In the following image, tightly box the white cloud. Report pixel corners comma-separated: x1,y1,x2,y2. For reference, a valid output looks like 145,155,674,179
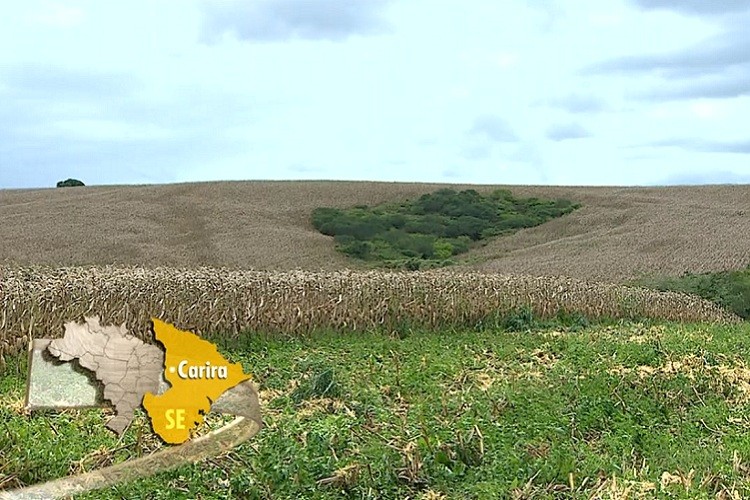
587,12,624,27
495,52,519,69
645,105,673,119
47,119,179,142
546,122,591,141
200,0,393,43
469,115,519,143
31,2,85,28
689,100,727,119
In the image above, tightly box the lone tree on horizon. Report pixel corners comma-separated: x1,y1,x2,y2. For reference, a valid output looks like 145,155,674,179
56,178,85,187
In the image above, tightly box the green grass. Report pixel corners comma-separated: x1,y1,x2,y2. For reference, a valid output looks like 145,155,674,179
2,321,750,498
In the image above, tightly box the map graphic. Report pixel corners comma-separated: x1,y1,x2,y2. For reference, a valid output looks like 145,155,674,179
47,317,165,434
40,316,251,443
143,318,251,443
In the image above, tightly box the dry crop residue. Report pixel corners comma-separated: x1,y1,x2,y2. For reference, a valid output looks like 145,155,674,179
0,266,741,360
1,181,748,281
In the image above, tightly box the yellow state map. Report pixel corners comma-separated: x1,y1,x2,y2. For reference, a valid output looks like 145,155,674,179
143,318,251,444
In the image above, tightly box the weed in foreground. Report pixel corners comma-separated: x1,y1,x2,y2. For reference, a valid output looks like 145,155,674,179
2,322,750,498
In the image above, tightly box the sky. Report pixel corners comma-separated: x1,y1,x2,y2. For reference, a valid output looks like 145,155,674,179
1,0,750,189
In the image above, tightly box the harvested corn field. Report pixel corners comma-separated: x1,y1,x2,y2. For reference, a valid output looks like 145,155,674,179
1,182,749,282
0,265,740,361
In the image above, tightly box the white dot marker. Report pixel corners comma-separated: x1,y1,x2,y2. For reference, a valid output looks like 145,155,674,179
169,366,176,373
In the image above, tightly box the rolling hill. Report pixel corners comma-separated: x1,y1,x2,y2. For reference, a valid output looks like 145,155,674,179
1,180,748,283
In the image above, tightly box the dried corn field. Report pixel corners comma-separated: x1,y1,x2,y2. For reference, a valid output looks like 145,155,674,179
1,181,749,282
0,265,740,362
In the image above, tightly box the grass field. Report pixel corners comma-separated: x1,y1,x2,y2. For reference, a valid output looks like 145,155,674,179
2,321,750,499
1,181,749,282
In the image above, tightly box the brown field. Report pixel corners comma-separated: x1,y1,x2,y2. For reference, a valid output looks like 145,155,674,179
1,180,748,359
0,266,740,362
1,180,748,281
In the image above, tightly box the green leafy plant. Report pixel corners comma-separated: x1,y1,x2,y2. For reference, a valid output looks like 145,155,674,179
5,320,750,498
634,265,750,319
312,188,580,270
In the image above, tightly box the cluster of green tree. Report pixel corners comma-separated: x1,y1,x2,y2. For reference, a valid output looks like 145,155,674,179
634,266,750,320
56,178,85,187
312,188,580,270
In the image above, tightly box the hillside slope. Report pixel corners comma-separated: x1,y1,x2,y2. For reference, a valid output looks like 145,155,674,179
0,181,748,282
467,184,750,281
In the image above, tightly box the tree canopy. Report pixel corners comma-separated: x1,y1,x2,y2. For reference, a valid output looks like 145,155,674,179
312,188,580,270
56,178,85,188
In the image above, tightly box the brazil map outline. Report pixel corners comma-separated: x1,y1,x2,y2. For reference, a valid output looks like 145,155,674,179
45,316,251,444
